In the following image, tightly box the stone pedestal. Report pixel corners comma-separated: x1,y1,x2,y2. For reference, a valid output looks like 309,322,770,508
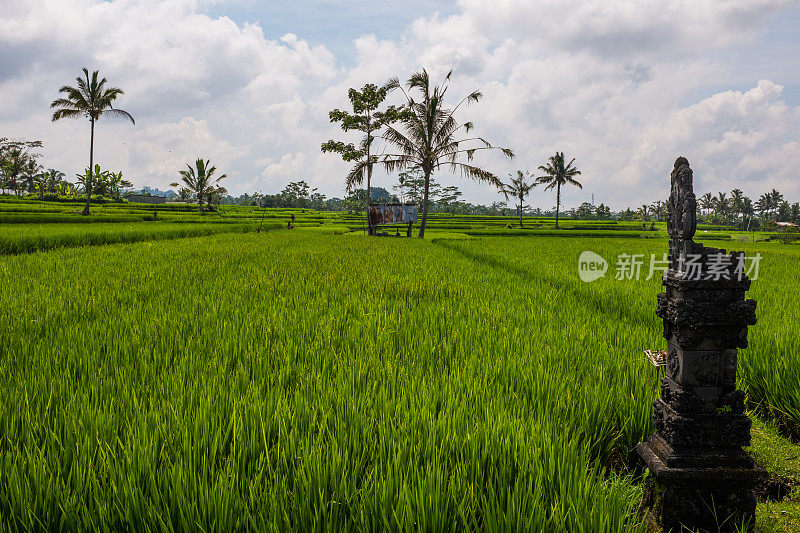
638,435,764,531
636,157,763,532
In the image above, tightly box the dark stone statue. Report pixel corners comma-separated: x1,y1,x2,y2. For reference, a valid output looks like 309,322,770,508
636,157,764,532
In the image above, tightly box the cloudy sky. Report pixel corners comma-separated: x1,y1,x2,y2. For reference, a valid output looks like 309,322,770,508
2,0,799,209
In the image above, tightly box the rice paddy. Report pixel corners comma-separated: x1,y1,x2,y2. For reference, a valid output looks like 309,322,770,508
0,201,798,531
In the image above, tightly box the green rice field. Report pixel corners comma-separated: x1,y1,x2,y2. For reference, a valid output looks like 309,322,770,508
0,199,798,531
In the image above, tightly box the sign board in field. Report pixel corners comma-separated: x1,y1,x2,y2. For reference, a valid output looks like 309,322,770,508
368,204,418,226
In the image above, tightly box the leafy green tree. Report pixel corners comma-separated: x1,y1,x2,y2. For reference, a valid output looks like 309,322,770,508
393,172,408,203
393,166,427,205
321,83,405,232
51,68,134,215
382,69,513,237
309,192,328,211
342,192,364,214
500,170,536,227
436,185,462,209
170,159,227,211
489,201,508,215
619,207,635,221
536,152,582,229
574,202,595,220
595,203,611,219
279,180,316,208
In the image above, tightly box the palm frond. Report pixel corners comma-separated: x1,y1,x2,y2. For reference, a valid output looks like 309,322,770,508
51,109,82,121
448,162,502,188
101,108,135,124
345,160,370,191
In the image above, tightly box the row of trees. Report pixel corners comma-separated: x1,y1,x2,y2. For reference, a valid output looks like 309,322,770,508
592,189,800,228
697,189,799,227
215,174,800,228
0,138,44,195
1,137,136,200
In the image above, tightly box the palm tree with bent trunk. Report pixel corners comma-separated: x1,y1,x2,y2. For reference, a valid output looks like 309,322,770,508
171,159,227,212
500,170,537,228
381,69,513,238
51,68,134,215
537,152,582,229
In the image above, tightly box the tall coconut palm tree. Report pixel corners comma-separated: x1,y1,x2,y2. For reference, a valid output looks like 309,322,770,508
171,159,227,211
730,188,746,224
637,204,651,222
651,200,666,221
51,68,134,215
712,192,729,223
699,192,713,218
536,152,582,229
769,189,784,219
381,69,513,238
755,193,770,221
500,170,536,228
740,197,755,230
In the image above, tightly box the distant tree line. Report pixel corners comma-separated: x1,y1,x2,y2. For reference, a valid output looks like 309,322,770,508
0,137,132,201
571,188,800,229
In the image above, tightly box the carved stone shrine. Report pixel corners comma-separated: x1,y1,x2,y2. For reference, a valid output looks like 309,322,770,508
636,157,764,532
